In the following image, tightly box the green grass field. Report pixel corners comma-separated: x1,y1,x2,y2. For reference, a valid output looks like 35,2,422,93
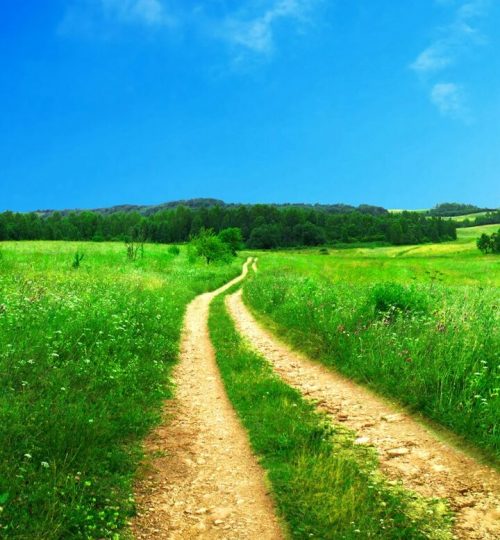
244,226,500,462
250,224,499,286
447,211,495,222
0,226,498,538
0,241,241,539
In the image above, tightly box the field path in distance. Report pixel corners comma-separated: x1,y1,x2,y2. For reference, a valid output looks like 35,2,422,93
226,289,500,540
132,258,284,540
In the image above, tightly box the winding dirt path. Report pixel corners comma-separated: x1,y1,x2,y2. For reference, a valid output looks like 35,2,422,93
132,259,284,540
226,290,500,540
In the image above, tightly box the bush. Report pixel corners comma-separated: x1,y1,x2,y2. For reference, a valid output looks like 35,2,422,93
218,228,243,256
370,282,428,316
477,230,500,254
189,228,231,264
168,245,180,256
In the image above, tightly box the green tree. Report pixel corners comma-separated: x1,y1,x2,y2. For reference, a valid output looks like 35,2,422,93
248,224,282,249
477,233,492,254
293,222,326,246
218,227,243,255
491,231,500,253
190,228,231,264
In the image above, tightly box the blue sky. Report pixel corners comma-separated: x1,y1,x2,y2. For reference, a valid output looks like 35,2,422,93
1,0,499,211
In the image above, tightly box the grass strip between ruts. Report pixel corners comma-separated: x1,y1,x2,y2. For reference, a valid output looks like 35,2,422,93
209,288,453,540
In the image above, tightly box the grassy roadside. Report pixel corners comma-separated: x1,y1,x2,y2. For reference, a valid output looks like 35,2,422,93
243,273,499,464
0,241,242,539
209,290,452,539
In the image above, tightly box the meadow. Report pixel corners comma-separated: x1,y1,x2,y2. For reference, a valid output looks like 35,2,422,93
0,241,241,539
244,225,500,462
0,225,498,539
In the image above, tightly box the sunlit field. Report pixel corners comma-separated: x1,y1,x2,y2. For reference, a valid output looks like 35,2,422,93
0,241,241,539
245,226,500,462
1,226,498,539
250,224,499,286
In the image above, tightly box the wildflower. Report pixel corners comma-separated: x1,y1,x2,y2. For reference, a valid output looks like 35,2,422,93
436,322,446,332
24,453,32,459
41,461,49,468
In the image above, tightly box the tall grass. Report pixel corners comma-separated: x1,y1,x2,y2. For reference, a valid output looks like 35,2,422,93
244,273,500,463
209,291,452,539
0,241,241,539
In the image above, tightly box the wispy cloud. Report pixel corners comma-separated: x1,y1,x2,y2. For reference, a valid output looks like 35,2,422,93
430,82,470,120
102,0,174,27
59,0,320,60
219,0,317,55
411,0,489,120
411,0,486,75
59,0,176,37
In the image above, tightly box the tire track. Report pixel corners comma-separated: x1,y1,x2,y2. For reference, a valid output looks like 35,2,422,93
226,289,500,540
132,259,283,539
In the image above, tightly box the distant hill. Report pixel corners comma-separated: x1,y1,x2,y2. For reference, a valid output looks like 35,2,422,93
34,198,389,217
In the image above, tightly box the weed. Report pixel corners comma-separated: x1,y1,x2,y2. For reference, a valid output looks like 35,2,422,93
71,251,84,269
370,282,428,317
125,239,144,261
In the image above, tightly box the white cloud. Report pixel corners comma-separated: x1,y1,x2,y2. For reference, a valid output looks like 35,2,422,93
219,0,318,55
411,0,487,75
411,1,489,120
411,43,453,74
59,0,320,59
59,0,176,36
430,82,469,119
100,0,174,27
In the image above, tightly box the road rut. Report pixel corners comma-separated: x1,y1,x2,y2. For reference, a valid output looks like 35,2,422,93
132,259,283,539
226,289,500,540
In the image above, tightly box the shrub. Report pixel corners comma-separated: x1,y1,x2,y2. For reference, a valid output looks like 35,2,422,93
168,245,180,256
477,230,500,254
218,228,243,256
370,282,428,316
189,228,232,264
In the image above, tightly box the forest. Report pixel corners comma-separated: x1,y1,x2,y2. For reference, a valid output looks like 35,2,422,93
0,205,457,248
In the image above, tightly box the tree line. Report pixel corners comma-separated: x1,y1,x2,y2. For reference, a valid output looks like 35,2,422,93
0,205,457,248
428,202,493,217
455,210,500,228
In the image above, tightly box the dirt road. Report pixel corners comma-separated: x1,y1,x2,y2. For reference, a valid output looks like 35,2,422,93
132,259,283,539
226,289,500,540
